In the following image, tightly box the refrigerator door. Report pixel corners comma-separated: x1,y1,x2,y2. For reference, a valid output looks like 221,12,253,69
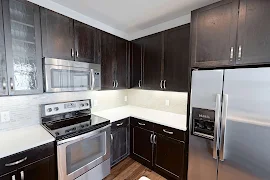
188,70,224,180
218,68,270,180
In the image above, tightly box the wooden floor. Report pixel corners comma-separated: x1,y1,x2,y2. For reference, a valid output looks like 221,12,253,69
104,157,166,180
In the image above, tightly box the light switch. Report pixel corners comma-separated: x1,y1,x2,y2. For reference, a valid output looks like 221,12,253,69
165,100,170,106
1,111,10,122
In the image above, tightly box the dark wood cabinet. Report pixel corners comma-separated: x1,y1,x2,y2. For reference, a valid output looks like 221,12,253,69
163,25,190,92
154,134,185,180
41,8,74,60
0,171,17,180
190,0,239,68
143,33,163,90
131,40,143,88
130,125,153,167
94,29,102,64
236,0,270,65
111,119,130,167
3,0,43,95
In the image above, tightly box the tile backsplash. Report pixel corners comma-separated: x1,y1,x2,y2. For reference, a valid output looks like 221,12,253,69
0,90,128,131
128,89,188,115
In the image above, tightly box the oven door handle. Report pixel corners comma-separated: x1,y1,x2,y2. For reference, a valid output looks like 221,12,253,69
57,124,111,145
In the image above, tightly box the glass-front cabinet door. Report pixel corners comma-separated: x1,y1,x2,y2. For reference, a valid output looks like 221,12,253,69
3,0,43,95
0,1,8,96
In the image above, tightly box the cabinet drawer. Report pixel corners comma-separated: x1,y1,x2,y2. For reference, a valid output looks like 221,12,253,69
130,117,154,131
154,124,185,142
0,142,54,176
111,118,129,131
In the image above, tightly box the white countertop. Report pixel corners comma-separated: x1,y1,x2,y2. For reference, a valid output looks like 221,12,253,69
93,105,187,131
0,125,55,159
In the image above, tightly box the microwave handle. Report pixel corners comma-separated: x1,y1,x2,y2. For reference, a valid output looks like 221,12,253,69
91,69,95,90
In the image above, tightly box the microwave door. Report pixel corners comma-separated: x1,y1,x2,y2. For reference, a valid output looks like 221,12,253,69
71,70,91,91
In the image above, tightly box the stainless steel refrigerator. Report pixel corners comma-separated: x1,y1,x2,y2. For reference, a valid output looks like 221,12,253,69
188,68,270,180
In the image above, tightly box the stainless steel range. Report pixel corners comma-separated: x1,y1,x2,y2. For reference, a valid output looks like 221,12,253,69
41,100,110,180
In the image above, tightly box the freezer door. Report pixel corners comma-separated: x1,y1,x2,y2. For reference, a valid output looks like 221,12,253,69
188,70,224,180
218,68,270,180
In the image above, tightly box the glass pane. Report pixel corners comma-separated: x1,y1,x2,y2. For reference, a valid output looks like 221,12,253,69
51,69,70,88
9,0,38,91
71,71,90,88
66,132,106,174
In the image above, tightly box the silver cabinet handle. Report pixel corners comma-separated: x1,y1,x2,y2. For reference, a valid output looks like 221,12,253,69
10,78,14,90
12,175,16,180
116,122,123,126
20,171,24,180
113,81,115,88
76,50,79,58
163,80,166,89
2,77,6,90
91,69,95,90
230,47,234,60
5,157,27,167
238,46,242,60
138,80,141,88
138,122,145,126
71,48,74,57
150,134,153,144
220,94,228,161
110,134,113,142
153,135,157,144
160,80,163,89
163,129,173,135
116,80,118,88
213,94,221,159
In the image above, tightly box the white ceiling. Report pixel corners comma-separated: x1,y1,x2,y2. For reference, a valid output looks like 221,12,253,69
29,0,219,40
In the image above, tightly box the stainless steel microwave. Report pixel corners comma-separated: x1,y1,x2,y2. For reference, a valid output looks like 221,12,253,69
43,58,101,92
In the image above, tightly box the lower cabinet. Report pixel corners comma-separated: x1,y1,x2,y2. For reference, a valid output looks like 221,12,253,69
110,118,130,167
130,118,186,180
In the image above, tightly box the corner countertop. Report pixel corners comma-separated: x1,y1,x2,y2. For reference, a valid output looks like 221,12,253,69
92,105,187,131
0,125,55,159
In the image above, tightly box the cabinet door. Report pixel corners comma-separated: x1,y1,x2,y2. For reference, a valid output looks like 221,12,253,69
41,8,74,60
131,126,153,167
94,29,101,64
115,37,127,89
19,156,56,180
0,0,7,96
154,134,185,180
142,33,163,90
111,123,130,166
164,24,190,92
236,0,270,65
3,0,43,95
190,0,239,68
101,32,116,90
131,40,143,88
74,21,95,63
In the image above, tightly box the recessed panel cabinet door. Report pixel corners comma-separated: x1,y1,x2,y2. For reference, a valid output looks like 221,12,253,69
3,0,43,95
191,0,239,68
164,24,190,92
115,37,127,89
143,33,163,90
0,0,7,96
236,0,270,65
131,40,143,88
41,8,74,60
74,21,95,63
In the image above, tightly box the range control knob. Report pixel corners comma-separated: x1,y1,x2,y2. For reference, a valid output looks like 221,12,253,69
81,125,85,128
47,108,52,112
80,103,85,107
85,103,89,106
54,107,59,111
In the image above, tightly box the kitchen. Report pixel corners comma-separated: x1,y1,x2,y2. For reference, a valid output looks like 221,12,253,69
0,0,270,180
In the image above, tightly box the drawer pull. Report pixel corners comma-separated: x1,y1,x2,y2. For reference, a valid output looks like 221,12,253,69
5,157,27,167
138,122,145,126
163,129,174,135
116,122,123,126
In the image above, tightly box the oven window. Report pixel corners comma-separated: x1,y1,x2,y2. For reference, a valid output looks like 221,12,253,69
66,132,106,174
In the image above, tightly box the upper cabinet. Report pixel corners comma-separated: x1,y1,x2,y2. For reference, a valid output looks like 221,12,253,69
191,0,270,68
130,24,190,92
41,8,74,61
3,0,43,95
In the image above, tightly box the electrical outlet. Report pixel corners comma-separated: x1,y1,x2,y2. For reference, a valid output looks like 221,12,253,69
165,100,170,106
1,111,10,123
93,100,98,107
124,96,128,102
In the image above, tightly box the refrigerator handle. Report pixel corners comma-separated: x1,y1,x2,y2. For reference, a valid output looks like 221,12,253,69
220,94,229,161
213,94,221,159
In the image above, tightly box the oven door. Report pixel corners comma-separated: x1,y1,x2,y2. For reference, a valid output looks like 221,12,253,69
57,125,111,180
44,64,92,92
